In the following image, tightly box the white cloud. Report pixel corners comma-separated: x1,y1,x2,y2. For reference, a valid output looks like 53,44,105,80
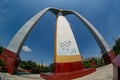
22,45,31,52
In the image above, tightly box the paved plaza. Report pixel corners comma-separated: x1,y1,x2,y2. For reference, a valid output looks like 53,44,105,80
0,64,113,80
0,72,44,80
74,64,113,80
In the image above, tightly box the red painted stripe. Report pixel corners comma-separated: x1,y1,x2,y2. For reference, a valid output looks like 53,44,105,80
54,61,84,73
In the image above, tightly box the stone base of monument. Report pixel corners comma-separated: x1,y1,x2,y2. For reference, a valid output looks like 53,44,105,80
0,48,20,74
102,50,115,65
54,61,84,73
40,68,96,80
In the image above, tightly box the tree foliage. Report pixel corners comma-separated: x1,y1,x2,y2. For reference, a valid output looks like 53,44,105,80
83,57,104,68
0,59,5,66
19,60,53,73
0,46,3,54
83,61,91,68
113,37,120,56
19,60,37,70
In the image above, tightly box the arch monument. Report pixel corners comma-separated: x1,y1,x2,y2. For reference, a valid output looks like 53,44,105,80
0,7,115,79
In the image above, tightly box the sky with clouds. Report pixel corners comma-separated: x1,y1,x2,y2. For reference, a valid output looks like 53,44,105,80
0,0,120,65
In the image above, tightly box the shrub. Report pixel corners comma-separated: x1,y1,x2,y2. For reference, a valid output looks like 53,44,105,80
113,37,120,56
0,46,3,54
0,59,5,67
83,61,91,68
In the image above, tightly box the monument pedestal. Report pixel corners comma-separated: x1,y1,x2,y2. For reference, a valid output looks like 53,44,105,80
40,61,96,80
54,61,84,73
40,15,96,80
40,68,96,80
102,50,115,65
0,48,19,74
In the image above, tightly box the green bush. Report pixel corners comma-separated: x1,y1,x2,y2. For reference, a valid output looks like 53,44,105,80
83,57,104,68
113,37,120,56
83,61,91,68
19,60,38,70
0,46,3,54
0,59,5,67
40,64,53,73
19,60,53,73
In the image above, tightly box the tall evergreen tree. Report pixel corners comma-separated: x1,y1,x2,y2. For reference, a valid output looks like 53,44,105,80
113,37,120,56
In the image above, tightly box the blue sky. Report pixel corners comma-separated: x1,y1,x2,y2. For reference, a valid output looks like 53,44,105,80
0,0,120,65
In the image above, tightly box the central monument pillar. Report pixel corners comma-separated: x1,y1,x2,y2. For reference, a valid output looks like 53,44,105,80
40,15,96,80
54,15,83,73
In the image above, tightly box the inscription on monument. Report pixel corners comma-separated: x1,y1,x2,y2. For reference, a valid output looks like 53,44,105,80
56,16,80,56
59,40,77,54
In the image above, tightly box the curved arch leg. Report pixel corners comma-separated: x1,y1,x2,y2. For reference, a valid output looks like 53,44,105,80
62,10,115,64
7,8,51,54
1,7,59,74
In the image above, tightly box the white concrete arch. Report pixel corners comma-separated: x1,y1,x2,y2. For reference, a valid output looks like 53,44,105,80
7,7,110,55
7,7,59,54
62,10,110,54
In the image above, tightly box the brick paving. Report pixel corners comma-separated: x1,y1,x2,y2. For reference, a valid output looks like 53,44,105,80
0,64,113,80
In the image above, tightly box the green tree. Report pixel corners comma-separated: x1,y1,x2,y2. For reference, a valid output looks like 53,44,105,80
19,60,37,70
49,63,53,72
19,61,28,69
113,37,120,56
0,59,4,67
19,60,54,73
27,60,37,70
83,57,104,68
83,61,91,68
39,63,53,73
0,46,3,54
